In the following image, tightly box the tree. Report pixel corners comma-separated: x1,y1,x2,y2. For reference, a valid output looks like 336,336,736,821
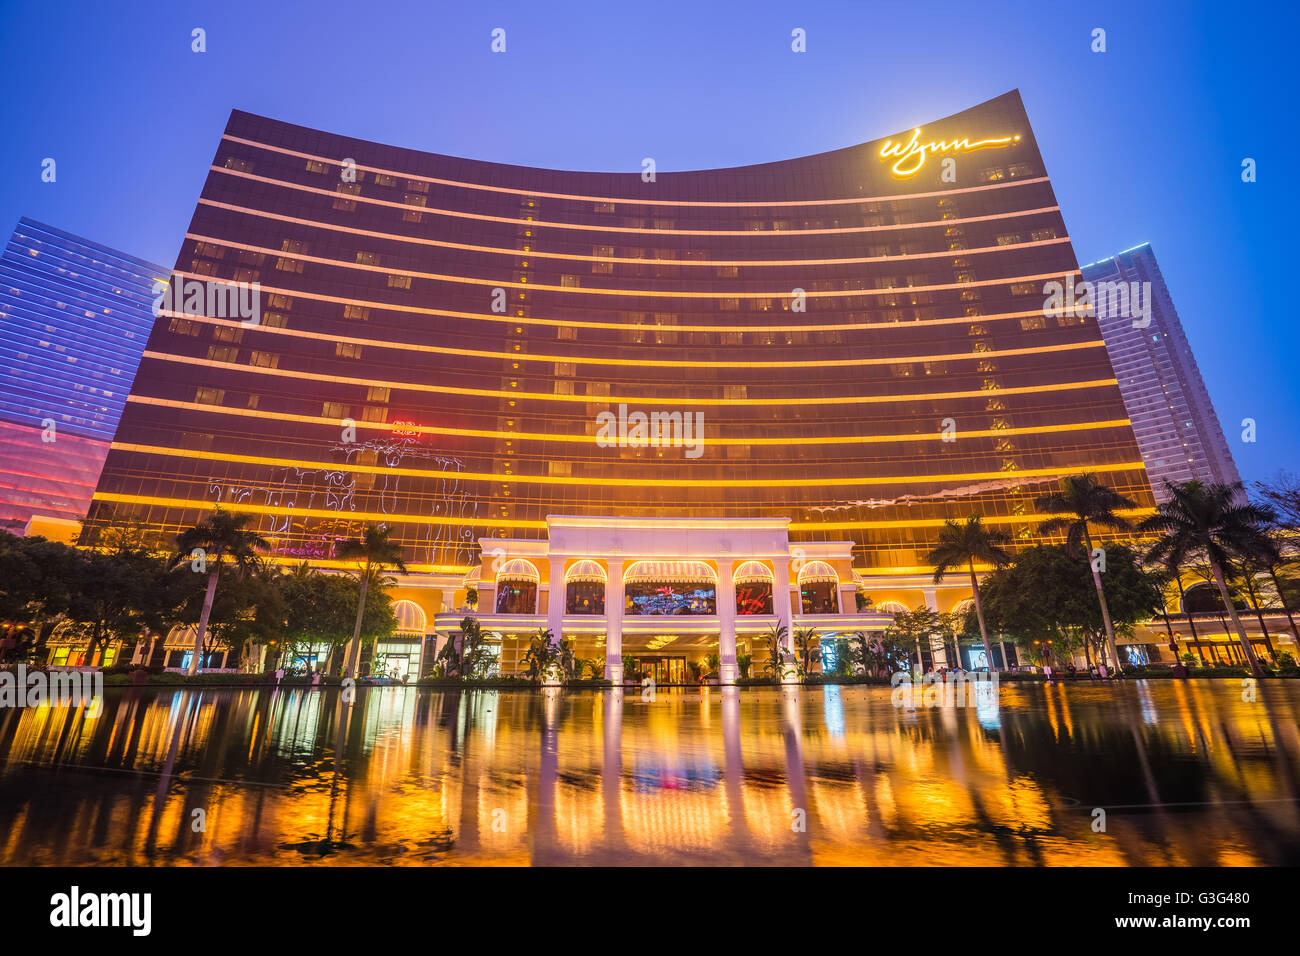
976,545,1162,669
172,509,269,675
337,523,407,679
522,627,561,681
1035,473,1138,673
925,515,1011,671
791,626,821,677
64,548,186,665
1139,480,1279,676
761,622,791,678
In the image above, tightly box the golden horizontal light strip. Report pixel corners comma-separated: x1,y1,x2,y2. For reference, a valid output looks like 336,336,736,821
260,555,459,573
197,197,1071,268
170,270,1069,335
130,370,1120,413
193,232,1077,301
212,166,1058,238
149,335,1107,377
91,492,1151,532
111,441,1141,481
791,508,1153,533
223,132,1050,208
153,317,1104,370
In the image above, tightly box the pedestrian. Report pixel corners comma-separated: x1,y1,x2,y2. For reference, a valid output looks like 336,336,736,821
275,667,285,686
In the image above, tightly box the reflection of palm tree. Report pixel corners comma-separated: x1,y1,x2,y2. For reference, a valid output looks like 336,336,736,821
1035,474,1136,672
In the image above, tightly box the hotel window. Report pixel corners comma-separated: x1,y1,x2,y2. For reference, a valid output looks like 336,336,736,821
223,157,253,172
548,460,572,476
593,201,615,213
322,401,349,419
190,260,217,276
723,385,747,399
360,405,387,422
249,350,279,369
367,385,391,402
344,304,370,321
334,183,360,211
373,173,396,187
560,274,582,288
404,180,429,193
557,325,577,340
1008,163,1034,178
891,363,916,378
261,312,287,328
387,275,412,289
335,342,363,359
981,167,1005,182
554,362,575,377
206,345,239,363
194,241,225,258
716,265,739,278
356,251,380,266
237,249,266,266
995,234,1021,246
276,257,304,274
718,297,740,311
213,326,243,343
267,294,293,309
233,267,260,283
554,380,574,395
304,159,328,174
720,331,742,345
168,317,200,336
1019,315,1047,330
1009,282,1037,295
195,387,226,405
1030,228,1058,241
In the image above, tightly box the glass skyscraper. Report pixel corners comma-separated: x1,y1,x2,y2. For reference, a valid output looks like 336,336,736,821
1081,243,1239,502
0,218,166,533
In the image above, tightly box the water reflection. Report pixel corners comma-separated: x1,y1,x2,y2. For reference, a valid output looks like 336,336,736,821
1,682,1298,865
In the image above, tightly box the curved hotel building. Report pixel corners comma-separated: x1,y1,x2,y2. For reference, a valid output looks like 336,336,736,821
83,90,1154,679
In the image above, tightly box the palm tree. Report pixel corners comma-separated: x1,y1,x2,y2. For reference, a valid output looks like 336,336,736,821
925,515,1011,671
792,626,821,677
337,524,408,679
1139,480,1278,676
1035,473,1137,673
762,621,791,677
172,508,269,675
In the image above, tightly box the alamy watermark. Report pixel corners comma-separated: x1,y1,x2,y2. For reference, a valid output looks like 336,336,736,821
595,403,704,459
0,665,103,717
1042,274,1152,329
891,669,999,709
152,274,262,327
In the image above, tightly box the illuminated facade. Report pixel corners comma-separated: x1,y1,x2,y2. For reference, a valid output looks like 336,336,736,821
83,90,1155,676
0,218,165,536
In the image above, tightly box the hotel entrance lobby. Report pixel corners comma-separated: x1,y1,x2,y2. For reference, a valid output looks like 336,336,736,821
429,515,935,683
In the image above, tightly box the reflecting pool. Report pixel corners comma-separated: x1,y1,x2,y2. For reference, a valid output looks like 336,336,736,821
1,681,1298,865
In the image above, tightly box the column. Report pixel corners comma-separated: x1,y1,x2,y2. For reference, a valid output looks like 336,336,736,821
545,557,566,686
604,559,625,684
773,556,795,675
440,587,456,612
922,587,944,669
717,558,738,684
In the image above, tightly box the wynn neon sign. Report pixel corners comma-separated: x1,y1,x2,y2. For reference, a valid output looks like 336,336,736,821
879,128,1021,177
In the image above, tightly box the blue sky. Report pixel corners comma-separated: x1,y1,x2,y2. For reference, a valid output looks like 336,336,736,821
1,0,1294,483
